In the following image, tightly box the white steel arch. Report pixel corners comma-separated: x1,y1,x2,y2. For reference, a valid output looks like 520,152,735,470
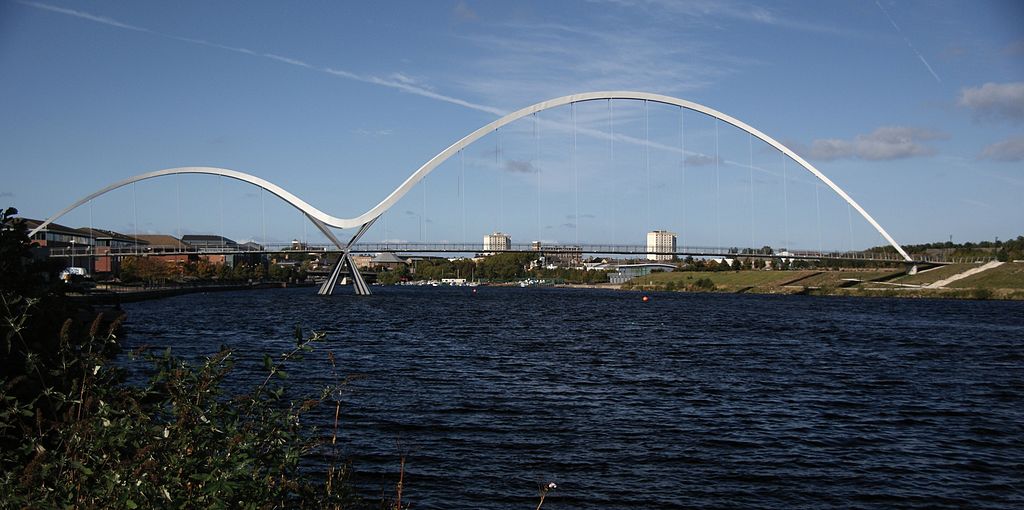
30,91,912,262
27,167,348,249
360,91,913,262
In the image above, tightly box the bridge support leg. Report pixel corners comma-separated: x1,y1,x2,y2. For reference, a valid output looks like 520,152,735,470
318,256,345,296
907,264,918,275
318,253,371,296
312,216,378,296
347,253,370,295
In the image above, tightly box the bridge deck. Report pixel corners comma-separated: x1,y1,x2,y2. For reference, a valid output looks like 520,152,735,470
46,242,930,264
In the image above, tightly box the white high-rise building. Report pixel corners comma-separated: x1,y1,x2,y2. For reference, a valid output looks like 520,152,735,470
646,230,677,261
483,232,511,254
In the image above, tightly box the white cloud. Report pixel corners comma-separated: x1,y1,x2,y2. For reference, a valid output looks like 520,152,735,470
1005,40,1024,56
684,154,720,167
591,0,866,38
354,128,394,136
807,126,945,161
454,20,742,108
22,1,507,117
453,1,478,22
20,0,148,32
504,160,536,174
958,82,1024,123
957,197,995,210
979,135,1024,162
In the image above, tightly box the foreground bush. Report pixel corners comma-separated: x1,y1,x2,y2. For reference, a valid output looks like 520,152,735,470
0,208,363,508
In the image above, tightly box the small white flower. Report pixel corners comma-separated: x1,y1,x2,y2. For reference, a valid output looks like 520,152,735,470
101,418,111,427
92,365,101,375
547,482,557,490
162,427,169,438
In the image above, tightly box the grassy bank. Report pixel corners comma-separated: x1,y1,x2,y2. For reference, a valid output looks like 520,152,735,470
622,263,1024,300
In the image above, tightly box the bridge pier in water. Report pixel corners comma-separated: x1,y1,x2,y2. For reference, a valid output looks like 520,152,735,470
316,218,377,296
318,253,371,296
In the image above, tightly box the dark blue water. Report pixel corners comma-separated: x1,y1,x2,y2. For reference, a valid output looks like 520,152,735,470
122,287,1024,509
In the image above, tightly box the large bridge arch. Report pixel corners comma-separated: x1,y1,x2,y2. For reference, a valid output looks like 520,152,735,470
31,91,912,262
357,91,913,262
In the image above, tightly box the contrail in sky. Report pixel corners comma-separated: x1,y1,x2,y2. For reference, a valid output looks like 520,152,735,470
19,1,507,116
874,1,941,83
22,1,783,177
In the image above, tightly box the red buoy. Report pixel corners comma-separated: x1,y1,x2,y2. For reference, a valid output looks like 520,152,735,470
642,295,650,302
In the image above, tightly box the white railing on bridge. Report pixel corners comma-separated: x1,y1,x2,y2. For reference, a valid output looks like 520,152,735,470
44,242,928,263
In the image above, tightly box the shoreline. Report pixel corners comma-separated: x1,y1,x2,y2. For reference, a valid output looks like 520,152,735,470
68,281,315,304
68,275,1023,303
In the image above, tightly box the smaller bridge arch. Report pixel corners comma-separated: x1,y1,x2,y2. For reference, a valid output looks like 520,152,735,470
28,166,344,243
28,166,372,295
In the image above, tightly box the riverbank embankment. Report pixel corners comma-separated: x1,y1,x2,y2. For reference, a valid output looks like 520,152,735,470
68,281,316,304
620,262,1024,300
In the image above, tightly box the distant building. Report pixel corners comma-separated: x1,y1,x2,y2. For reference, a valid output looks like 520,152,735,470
646,230,677,261
528,240,582,268
370,252,409,270
483,232,511,254
133,234,188,252
23,219,100,275
609,263,677,284
351,254,374,270
182,234,237,250
22,219,93,249
84,228,149,275
181,234,239,267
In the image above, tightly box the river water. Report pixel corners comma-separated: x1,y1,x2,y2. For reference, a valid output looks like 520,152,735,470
122,286,1024,509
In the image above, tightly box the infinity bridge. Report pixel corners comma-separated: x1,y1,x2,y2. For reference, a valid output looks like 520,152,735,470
46,243,912,263
31,91,920,296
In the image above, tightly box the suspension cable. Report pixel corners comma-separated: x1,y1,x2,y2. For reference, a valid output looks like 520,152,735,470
749,132,755,252
815,183,822,256
132,181,138,256
715,118,720,251
573,102,579,245
422,175,427,242
609,99,615,244
219,175,225,249
535,111,541,243
782,152,789,252
496,127,502,232
847,203,854,254
176,173,182,242
680,106,685,248
645,99,651,233
88,198,93,248
460,148,466,244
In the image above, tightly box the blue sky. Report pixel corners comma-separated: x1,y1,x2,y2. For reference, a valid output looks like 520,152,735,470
1,0,1022,251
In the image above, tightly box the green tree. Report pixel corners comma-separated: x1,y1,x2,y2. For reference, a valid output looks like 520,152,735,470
1,209,365,508
120,256,174,284
216,263,232,281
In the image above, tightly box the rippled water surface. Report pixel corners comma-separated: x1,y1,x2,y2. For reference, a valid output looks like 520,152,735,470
122,287,1024,509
